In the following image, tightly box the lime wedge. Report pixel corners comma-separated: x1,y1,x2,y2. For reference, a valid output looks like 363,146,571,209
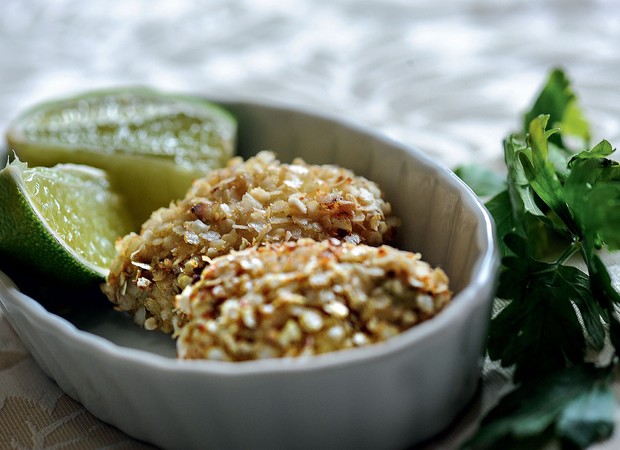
0,158,133,284
6,88,237,227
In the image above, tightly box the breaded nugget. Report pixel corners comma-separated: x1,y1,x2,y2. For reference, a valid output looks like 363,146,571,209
102,151,398,333
175,238,451,361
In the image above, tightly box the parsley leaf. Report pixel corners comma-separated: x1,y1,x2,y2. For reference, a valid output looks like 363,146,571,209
488,234,601,382
455,164,506,198
565,156,620,251
521,116,573,228
569,139,616,163
524,67,591,150
483,190,515,256
464,365,614,450
502,128,571,257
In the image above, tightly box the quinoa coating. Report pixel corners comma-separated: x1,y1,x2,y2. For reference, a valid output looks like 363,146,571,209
102,151,398,333
175,238,452,361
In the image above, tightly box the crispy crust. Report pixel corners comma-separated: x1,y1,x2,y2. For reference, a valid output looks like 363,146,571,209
175,238,451,361
102,151,398,333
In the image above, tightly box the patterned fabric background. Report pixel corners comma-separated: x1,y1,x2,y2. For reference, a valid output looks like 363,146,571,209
1,0,619,448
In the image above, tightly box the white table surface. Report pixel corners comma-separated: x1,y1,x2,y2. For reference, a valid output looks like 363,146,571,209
1,0,619,448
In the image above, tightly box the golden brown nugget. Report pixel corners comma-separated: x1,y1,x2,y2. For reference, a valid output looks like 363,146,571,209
175,238,451,361
102,151,398,333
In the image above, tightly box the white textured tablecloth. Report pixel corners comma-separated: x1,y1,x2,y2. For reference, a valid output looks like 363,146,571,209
1,0,619,448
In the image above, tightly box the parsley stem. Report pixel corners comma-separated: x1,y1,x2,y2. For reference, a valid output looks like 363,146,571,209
529,243,581,277
557,242,581,266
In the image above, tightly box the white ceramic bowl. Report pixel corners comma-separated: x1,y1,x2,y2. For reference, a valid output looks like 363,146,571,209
0,99,499,450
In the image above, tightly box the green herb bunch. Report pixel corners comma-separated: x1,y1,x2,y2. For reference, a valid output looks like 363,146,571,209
459,69,620,449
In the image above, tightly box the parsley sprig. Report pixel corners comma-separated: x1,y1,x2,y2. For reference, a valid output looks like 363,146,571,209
457,69,620,449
